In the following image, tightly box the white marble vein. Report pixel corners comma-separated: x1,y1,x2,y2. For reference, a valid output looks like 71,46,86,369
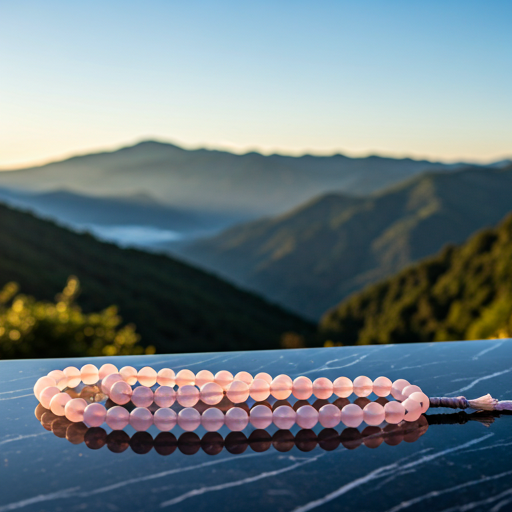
0,432,49,446
447,368,512,395
437,488,512,512
0,488,80,512
0,393,33,401
0,388,32,395
472,341,504,360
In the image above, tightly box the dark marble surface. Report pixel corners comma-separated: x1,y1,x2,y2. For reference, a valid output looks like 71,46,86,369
1,339,512,512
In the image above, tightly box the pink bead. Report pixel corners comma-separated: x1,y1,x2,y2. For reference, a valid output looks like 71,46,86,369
83,403,107,427
177,385,200,407
50,393,71,416
178,408,201,431
201,408,225,432
402,398,422,422
402,385,423,399
214,370,233,391
40,386,60,409
254,372,272,384
313,377,333,399
373,376,392,397
63,366,81,388
106,406,130,430
353,376,373,397
154,386,176,408
157,368,176,387
101,373,123,395
194,369,213,388
273,406,296,430
250,405,273,429
130,407,153,431
409,391,430,414
292,376,313,400
340,403,363,428
154,408,177,431
200,382,224,405
47,370,68,390
65,398,88,422
363,402,385,426
131,386,154,408
333,376,353,398
270,376,292,400
109,381,132,405
120,366,138,385
296,405,319,429
138,366,157,387
34,376,56,401
234,371,253,386
384,401,405,424
226,380,250,403
80,364,99,385
318,404,341,428
391,379,410,401
249,379,270,402
176,369,195,387
225,407,249,431
99,363,118,380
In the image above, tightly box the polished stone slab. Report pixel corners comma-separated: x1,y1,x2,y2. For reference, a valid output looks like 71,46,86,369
1,339,512,512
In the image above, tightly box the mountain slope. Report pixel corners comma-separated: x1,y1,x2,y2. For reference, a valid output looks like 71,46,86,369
0,140,466,217
320,211,512,344
0,202,314,354
180,165,512,319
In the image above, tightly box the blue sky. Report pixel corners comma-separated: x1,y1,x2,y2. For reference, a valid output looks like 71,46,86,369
1,0,511,167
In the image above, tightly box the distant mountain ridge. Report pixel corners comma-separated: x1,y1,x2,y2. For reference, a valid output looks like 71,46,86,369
179,164,512,319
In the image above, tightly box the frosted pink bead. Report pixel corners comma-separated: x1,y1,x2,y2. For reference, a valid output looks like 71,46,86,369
194,369,213,388
313,377,333,399
120,366,138,385
157,368,176,387
138,366,157,387
130,407,153,431
296,405,319,429
333,376,353,398
47,370,68,390
101,373,123,395
391,379,410,401
402,385,423,399
318,404,341,428
131,386,154,408
83,403,107,427
341,403,363,428
201,408,225,432
214,370,233,391
409,391,430,414
249,379,270,402
250,404,273,429
99,363,118,380
270,376,292,400
200,382,224,405
225,407,249,431
40,386,60,409
353,376,373,397
235,371,253,386
34,376,56,401
177,385,200,407
154,385,176,408
50,393,71,416
363,402,385,426
178,407,201,431
292,376,313,400
176,369,195,387
106,406,130,430
226,380,250,403
373,376,392,397
402,398,422,421
254,372,272,384
384,401,406,424
154,408,177,431
63,366,81,388
80,364,99,385
64,398,87,422
273,406,296,430
109,380,132,405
